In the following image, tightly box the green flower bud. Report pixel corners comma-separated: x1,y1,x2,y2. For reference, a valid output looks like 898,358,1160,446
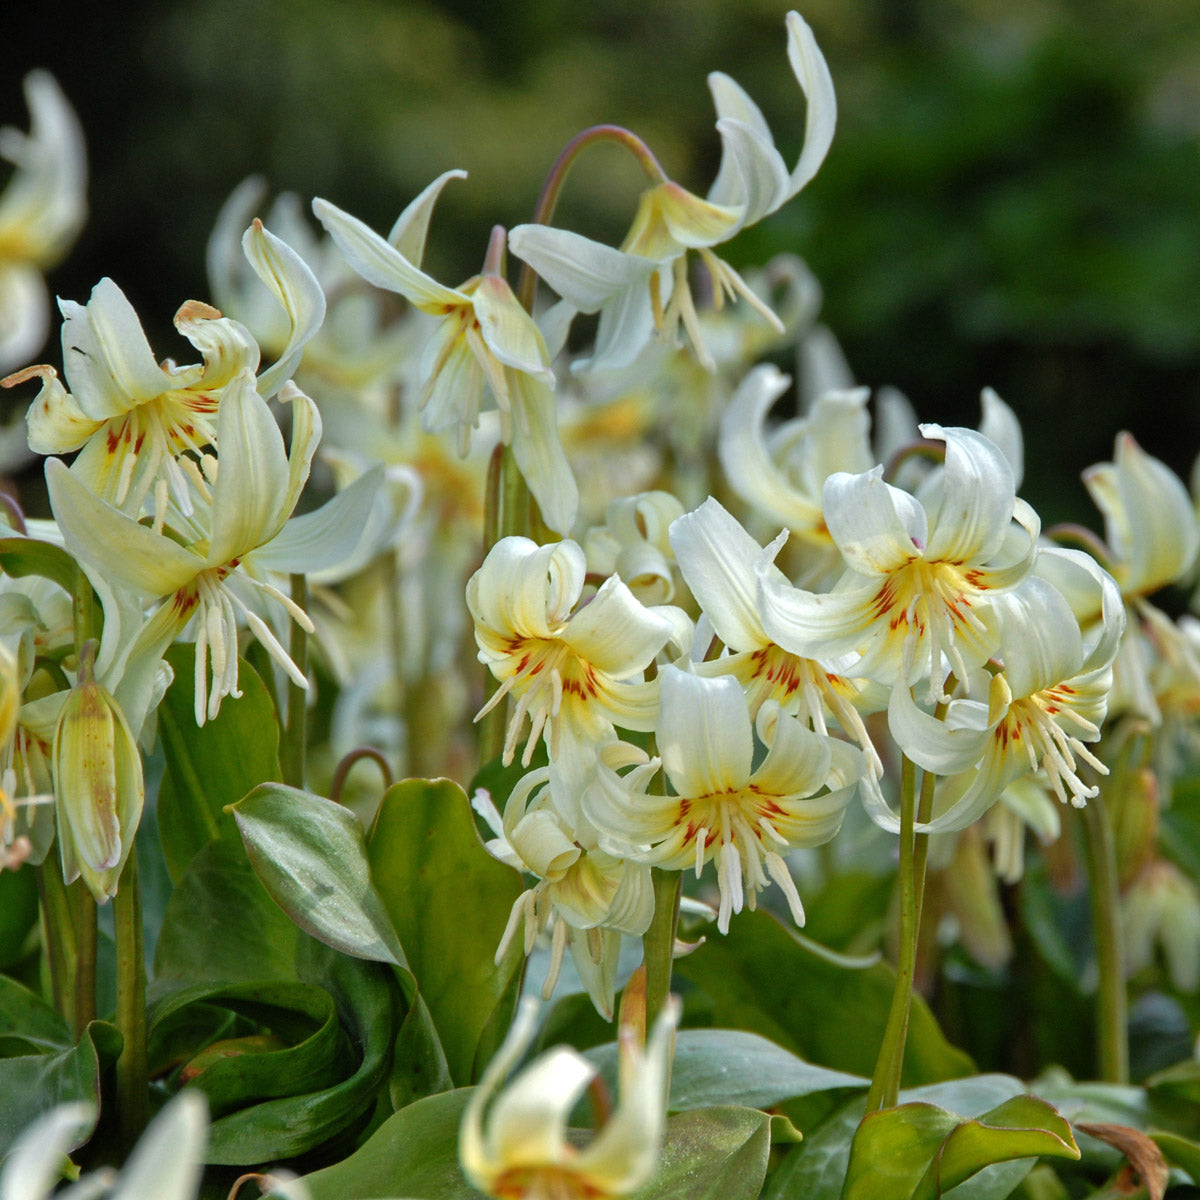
52,672,143,903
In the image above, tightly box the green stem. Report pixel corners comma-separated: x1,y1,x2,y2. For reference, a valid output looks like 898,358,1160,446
866,755,920,1112
36,853,75,1024
643,868,681,1029
280,573,309,789
517,124,667,312
113,848,148,1148
1079,791,1129,1083
71,881,96,1036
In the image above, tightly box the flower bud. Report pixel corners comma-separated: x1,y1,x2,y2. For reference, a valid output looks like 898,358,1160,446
1123,859,1200,993
52,674,143,902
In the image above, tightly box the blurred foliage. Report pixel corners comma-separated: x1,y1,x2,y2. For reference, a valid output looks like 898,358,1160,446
5,0,1200,523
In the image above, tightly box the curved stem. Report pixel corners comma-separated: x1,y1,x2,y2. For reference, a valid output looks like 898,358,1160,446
517,124,667,312
1080,791,1129,1083
330,746,394,805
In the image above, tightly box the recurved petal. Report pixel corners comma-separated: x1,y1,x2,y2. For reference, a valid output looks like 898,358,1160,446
990,575,1084,700
711,112,790,229
9,363,100,454
241,219,326,398
669,496,770,651
887,672,1001,776
562,574,673,675
468,537,585,639
507,224,658,313
919,425,1017,565
115,1091,207,1200
312,197,466,311
823,466,926,576
58,279,169,415
979,388,1024,491
657,666,753,797
785,10,838,196
387,168,467,266
582,277,657,373
751,702,834,797
486,1047,595,1166
707,71,777,211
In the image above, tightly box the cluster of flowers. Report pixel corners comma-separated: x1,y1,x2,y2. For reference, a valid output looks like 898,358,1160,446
3,10,1200,1197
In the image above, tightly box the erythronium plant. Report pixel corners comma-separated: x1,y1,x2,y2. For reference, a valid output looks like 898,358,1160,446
1,11,1199,1200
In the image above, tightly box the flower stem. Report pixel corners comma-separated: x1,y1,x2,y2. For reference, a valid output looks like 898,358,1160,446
71,880,96,1036
643,867,681,1029
866,754,927,1112
1079,790,1129,1083
36,853,75,1025
517,124,667,312
280,573,309,788
113,847,148,1148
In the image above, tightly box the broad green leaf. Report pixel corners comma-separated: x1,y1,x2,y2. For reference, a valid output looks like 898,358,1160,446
391,992,454,1109
232,783,404,965
299,1087,476,1200
675,908,973,1085
367,777,525,1085
0,865,38,969
157,644,281,880
842,1094,1078,1200
0,979,121,1156
205,941,397,1164
0,536,79,596
633,1107,773,1200
153,839,298,988
586,1028,867,1112
148,980,349,1117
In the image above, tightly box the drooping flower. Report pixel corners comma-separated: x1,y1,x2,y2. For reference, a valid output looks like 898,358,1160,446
508,11,835,374
467,536,681,767
3,221,323,521
588,666,863,934
313,191,578,533
459,996,678,1200
757,424,1041,704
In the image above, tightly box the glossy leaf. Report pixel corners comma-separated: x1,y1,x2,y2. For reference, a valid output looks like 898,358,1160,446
675,908,973,1084
633,1107,773,1200
157,644,281,880
232,782,405,965
586,1027,867,1112
1152,1130,1200,1186
0,866,38,969
0,978,121,1157
205,941,397,1163
0,536,79,596
367,777,524,1084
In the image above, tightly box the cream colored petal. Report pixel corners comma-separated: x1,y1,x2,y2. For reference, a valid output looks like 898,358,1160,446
486,1047,594,1166
468,537,585,640
785,10,838,196
508,373,578,537
312,197,466,311
658,666,753,797
11,363,101,454
0,262,50,373
562,574,673,675
115,1091,207,1200
823,466,926,576
0,1102,94,1200
242,218,326,398
387,168,468,266
59,278,170,415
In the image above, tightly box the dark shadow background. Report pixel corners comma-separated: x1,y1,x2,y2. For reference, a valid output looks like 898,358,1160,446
5,0,1200,526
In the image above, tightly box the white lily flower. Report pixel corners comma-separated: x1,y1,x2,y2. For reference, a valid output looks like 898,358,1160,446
884,548,1124,834
45,372,362,727
313,192,578,533
467,537,678,767
583,490,685,607
670,496,885,776
757,425,1041,704
0,72,86,373
459,996,678,1200
508,11,835,374
588,666,863,934
4,223,323,520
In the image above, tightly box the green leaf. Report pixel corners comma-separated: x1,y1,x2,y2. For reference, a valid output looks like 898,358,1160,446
232,783,405,965
157,644,281,881
586,1028,867,1112
0,536,80,596
0,978,121,1156
204,941,398,1164
153,839,298,988
299,1087,476,1200
841,1094,1078,1200
1151,1130,1200,1184
367,777,525,1084
632,1107,773,1200
675,908,974,1085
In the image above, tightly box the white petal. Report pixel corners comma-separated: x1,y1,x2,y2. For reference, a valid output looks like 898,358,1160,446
823,466,926,576
785,11,838,196
508,224,657,313
114,1091,207,1200
658,666,752,797
387,168,467,266
979,387,1024,492
472,276,553,382
508,372,578,536
562,575,672,676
